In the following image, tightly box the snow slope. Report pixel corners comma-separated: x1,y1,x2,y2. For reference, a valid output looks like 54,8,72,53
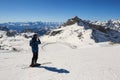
0,39,120,80
42,23,95,46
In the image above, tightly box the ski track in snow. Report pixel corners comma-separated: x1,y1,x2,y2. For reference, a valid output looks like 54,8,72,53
41,42,77,51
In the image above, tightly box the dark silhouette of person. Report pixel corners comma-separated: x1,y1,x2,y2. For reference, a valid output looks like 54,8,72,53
29,34,41,67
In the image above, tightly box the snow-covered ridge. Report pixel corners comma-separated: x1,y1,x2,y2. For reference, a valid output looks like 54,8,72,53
90,19,120,32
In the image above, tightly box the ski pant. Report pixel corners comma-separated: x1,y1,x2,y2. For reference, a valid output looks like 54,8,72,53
31,52,38,65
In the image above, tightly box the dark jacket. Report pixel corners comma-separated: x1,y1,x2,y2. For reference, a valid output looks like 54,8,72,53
30,38,41,53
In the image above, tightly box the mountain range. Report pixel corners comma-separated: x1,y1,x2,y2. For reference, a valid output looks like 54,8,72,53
0,21,62,35
0,16,120,43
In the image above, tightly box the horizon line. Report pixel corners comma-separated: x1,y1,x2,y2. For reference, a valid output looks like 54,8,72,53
0,17,120,23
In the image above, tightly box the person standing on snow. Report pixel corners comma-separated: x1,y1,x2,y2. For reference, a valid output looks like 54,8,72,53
29,34,41,67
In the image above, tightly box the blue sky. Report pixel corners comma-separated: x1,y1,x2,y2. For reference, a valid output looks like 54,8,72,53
0,0,120,23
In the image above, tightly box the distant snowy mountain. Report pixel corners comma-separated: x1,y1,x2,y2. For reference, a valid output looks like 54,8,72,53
90,19,120,42
42,16,120,44
0,21,62,35
90,19,120,32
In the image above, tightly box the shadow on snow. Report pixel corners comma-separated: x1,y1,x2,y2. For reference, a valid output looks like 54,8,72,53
36,66,70,74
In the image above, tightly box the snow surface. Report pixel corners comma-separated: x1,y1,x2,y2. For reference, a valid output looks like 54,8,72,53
0,35,120,80
0,23,120,80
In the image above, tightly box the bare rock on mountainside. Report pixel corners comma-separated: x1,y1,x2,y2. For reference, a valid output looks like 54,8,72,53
6,30,17,37
62,16,82,26
50,30,63,36
22,28,33,33
62,16,105,30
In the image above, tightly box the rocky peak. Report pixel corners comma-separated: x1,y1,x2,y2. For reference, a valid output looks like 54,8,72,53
62,16,82,26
